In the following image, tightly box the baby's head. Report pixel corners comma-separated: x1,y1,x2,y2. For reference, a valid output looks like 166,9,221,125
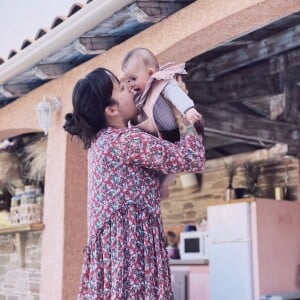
122,48,159,94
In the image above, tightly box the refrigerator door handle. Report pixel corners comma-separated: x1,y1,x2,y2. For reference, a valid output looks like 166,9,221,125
211,238,252,244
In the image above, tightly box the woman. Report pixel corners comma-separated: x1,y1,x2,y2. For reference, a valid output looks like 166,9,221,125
63,68,205,300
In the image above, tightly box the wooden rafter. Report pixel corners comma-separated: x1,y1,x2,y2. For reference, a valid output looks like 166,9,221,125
187,73,281,104
2,83,40,97
205,143,288,171
79,36,129,53
33,63,75,80
198,104,300,154
202,24,300,78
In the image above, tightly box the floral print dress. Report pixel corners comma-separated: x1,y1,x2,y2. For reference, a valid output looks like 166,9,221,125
78,127,205,300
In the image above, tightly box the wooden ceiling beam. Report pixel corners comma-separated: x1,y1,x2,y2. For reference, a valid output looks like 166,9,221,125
78,36,129,54
204,136,241,150
282,55,299,123
188,53,285,82
187,73,281,104
1,83,40,98
202,24,300,78
204,134,264,150
0,86,14,98
288,48,300,67
205,143,288,171
128,1,195,25
198,104,299,153
228,93,287,120
33,63,75,80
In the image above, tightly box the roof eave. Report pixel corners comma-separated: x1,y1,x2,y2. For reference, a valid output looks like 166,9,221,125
0,0,135,84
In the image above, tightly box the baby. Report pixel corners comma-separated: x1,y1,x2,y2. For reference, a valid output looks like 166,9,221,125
121,47,203,143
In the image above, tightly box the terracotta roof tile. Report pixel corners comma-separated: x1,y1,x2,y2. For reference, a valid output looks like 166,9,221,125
50,16,66,29
35,28,48,40
2,1,88,61
20,39,33,50
8,50,18,59
67,3,83,17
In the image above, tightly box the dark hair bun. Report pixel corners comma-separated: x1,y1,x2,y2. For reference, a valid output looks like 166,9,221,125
63,113,81,136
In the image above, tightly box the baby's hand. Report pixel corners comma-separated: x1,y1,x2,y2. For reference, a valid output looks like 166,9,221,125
185,107,202,124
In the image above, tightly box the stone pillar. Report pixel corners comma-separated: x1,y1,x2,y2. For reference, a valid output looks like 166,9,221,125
297,160,300,201
39,131,87,300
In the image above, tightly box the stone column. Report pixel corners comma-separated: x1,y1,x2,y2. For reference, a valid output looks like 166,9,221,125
39,130,87,300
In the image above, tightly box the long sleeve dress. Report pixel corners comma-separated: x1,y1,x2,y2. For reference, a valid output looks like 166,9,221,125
78,126,205,300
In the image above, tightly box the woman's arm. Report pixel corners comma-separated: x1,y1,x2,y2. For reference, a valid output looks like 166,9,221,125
176,115,199,138
119,127,205,174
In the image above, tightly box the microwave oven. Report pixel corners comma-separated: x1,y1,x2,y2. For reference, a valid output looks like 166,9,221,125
179,231,209,260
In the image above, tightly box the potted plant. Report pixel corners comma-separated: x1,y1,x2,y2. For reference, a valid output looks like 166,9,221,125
243,162,262,197
225,163,236,200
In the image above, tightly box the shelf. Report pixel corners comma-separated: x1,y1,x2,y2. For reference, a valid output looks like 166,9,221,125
0,223,44,268
206,197,256,207
0,223,44,234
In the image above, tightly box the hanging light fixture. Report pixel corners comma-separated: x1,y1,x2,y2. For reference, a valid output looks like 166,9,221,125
35,95,61,135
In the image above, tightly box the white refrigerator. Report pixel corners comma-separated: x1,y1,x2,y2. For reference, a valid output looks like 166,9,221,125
207,199,300,300
208,202,254,300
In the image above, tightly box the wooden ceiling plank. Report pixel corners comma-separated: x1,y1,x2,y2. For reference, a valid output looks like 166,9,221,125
187,73,281,104
188,54,285,82
205,143,288,171
0,86,14,98
136,1,190,19
282,55,299,123
2,83,40,97
79,36,129,53
288,48,300,66
204,136,242,150
33,63,75,80
203,24,300,78
240,93,285,120
198,104,299,151
205,133,268,149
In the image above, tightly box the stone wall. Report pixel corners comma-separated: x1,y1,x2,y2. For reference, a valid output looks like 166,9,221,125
0,232,41,300
162,157,299,230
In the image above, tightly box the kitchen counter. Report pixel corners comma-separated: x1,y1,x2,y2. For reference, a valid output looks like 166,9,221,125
169,259,209,265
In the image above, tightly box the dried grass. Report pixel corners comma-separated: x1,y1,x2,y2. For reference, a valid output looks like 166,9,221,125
0,151,24,194
22,136,47,183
